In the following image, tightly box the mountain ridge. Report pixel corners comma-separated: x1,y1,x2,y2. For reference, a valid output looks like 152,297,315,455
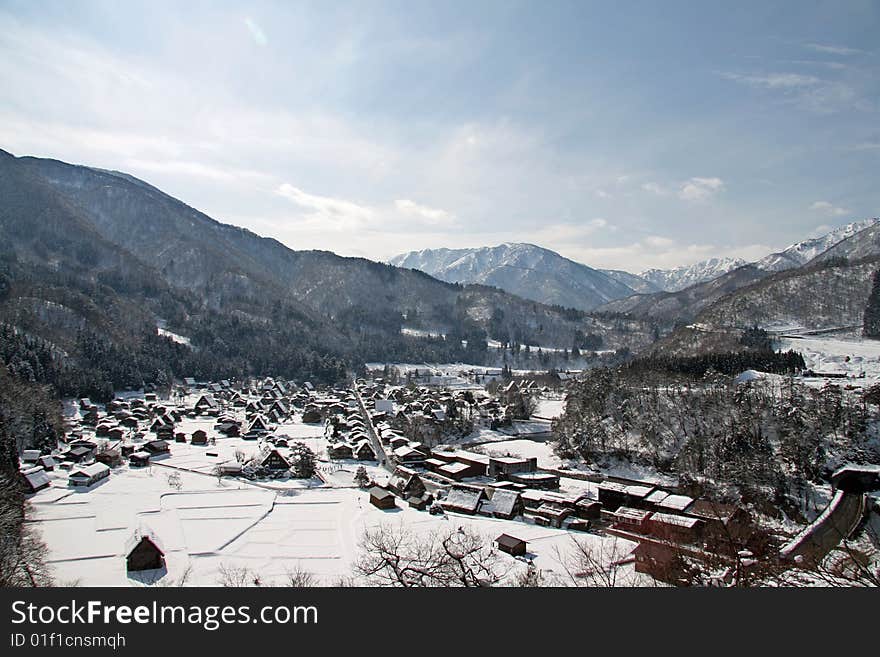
389,242,637,311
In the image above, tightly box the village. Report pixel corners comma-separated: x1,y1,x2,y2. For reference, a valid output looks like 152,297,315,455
15,364,879,587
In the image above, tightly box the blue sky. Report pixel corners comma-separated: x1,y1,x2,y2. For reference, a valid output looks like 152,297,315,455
1,0,878,271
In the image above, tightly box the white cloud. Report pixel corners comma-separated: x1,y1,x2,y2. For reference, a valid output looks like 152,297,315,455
809,200,849,217
808,224,833,238
394,199,455,225
276,184,376,231
124,158,272,184
548,236,774,271
678,177,725,202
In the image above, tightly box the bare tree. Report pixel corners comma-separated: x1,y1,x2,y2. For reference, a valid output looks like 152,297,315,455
354,524,503,587
283,563,318,587
165,471,182,491
554,536,644,587
216,562,262,587
0,475,53,587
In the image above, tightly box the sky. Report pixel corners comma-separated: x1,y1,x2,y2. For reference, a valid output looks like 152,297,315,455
0,0,878,272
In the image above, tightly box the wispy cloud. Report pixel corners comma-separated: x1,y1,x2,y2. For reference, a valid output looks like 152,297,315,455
641,181,668,196
276,183,376,231
124,158,272,184
394,199,455,225
720,69,863,114
244,18,268,46
276,184,460,234
804,43,864,56
851,141,880,151
809,200,849,217
721,72,821,89
678,177,724,202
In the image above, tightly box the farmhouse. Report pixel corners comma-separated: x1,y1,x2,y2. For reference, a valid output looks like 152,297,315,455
218,463,243,476
598,481,655,511
353,440,376,461
483,488,524,519
369,487,396,510
191,430,209,445
386,469,426,499
21,467,51,493
488,456,538,478
328,442,354,459
261,449,290,471
392,444,426,464
126,530,165,572
143,440,170,455
21,449,41,465
508,471,559,489
646,512,703,544
533,502,572,528
495,534,527,557
95,450,123,467
129,451,151,467
194,395,218,412
68,462,111,487
431,450,489,477
441,485,487,515
611,506,651,532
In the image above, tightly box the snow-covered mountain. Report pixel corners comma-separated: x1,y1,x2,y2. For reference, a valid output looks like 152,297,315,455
389,243,636,311
599,269,661,294
755,218,880,271
639,257,748,293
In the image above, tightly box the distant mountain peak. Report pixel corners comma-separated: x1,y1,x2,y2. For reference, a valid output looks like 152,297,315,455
389,243,636,311
755,218,880,272
638,256,748,292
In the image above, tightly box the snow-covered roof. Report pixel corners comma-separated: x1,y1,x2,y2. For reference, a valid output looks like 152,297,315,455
650,512,700,529
124,524,165,556
735,369,767,384
22,450,41,462
22,467,50,490
487,489,521,516
645,490,669,504
442,486,484,512
69,462,110,478
613,506,650,522
439,461,471,474
656,494,694,512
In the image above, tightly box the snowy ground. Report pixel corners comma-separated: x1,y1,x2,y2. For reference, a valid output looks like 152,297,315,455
534,398,565,419
31,393,648,586
30,466,642,587
777,332,880,384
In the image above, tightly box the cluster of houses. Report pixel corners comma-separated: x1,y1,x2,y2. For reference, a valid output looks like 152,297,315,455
17,372,758,584
17,376,338,493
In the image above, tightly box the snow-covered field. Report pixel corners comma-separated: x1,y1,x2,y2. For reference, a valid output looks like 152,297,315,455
777,333,880,384
30,466,640,586
31,394,647,586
